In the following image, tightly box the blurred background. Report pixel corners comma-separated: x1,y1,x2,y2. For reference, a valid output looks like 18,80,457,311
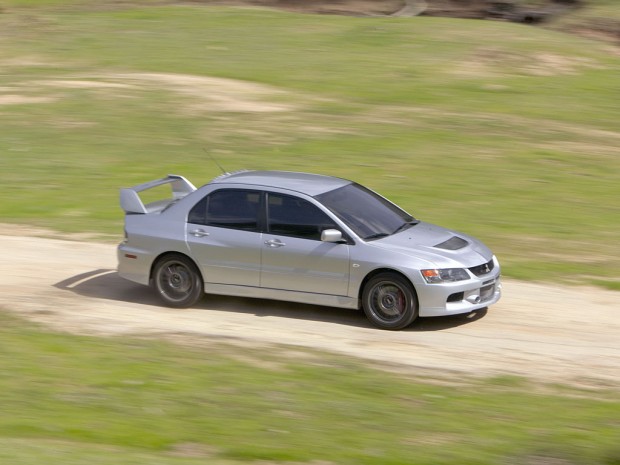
1,1,619,463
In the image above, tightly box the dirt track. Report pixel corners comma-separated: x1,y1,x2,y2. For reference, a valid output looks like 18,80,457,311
2,231,619,387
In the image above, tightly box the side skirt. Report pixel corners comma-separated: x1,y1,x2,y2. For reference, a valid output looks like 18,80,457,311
204,282,360,310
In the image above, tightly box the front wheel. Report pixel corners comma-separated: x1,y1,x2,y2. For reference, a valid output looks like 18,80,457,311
362,273,418,330
152,254,203,308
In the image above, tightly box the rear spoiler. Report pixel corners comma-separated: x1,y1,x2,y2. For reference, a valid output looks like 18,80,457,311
120,175,196,214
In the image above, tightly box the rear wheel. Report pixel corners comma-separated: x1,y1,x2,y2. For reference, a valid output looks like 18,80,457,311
362,273,418,330
153,254,203,308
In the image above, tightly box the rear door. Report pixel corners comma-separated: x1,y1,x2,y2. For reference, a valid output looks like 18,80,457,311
186,189,262,286
260,192,350,296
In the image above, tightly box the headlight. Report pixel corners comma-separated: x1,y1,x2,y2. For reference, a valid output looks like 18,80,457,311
421,268,470,284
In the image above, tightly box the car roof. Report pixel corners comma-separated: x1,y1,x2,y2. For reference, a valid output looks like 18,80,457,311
209,170,352,197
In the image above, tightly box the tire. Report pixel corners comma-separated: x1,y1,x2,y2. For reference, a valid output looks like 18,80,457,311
152,254,204,308
362,273,418,330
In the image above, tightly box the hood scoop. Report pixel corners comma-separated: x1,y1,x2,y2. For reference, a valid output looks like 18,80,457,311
434,236,469,251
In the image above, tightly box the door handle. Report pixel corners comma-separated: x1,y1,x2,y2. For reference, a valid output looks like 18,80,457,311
190,229,210,237
265,239,286,248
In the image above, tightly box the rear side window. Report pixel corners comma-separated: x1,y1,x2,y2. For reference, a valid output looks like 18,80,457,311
267,193,337,240
188,189,260,231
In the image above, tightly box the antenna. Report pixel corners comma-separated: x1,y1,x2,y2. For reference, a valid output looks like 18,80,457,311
203,148,228,175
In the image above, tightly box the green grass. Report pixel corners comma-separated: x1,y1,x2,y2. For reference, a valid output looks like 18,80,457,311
1,312,619,465
1,5,618,464
0,1,619,288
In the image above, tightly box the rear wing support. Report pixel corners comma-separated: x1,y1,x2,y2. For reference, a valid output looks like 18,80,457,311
120,174,196,214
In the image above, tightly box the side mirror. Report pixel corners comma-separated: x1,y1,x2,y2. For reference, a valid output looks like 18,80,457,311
321,229,343,243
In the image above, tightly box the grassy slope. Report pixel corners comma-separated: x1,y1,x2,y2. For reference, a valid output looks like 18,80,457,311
1,5,619,464
1,313,619,465
0,2,618,289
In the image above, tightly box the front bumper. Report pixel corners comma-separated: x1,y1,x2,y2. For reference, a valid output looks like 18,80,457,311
417,272,502,317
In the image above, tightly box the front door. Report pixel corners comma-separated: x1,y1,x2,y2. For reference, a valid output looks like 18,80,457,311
260,193,350,296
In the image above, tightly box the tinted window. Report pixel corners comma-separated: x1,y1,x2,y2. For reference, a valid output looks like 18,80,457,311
315,183,414,240
188,189,260,231
267,193,337,240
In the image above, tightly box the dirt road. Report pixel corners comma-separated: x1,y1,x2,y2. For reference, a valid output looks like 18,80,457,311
2,231,618,387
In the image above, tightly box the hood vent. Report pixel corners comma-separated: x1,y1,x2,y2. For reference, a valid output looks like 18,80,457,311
434,236,469,250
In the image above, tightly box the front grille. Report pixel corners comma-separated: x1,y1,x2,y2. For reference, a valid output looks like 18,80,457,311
469,259,495,277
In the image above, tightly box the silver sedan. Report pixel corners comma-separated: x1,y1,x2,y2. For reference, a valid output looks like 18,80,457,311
118,170,501,330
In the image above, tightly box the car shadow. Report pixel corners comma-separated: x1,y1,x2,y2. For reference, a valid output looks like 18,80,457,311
408,308,488,332
54,269,162,306
54,269,486,331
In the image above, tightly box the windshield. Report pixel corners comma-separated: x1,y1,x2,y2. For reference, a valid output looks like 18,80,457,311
315,183,417,240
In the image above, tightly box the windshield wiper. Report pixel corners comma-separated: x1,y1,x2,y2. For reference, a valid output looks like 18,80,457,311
392,220,420,235
365,220,419,241
364,233,390,241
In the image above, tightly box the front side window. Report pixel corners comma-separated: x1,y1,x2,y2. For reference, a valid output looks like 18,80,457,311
267,193,337,240
188,189,260,231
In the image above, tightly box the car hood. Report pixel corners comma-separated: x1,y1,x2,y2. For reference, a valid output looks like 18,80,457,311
368,221,493,268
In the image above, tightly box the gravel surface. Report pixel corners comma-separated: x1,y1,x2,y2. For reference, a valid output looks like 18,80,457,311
2,231,619,387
